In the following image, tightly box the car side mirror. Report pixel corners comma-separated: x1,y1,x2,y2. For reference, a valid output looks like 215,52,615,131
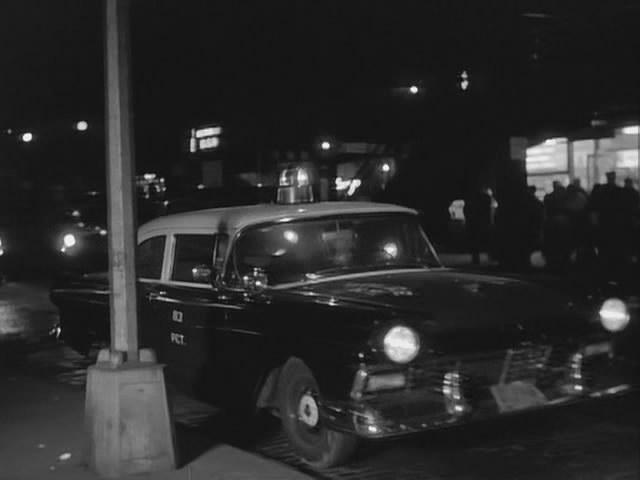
241,267,268,293
192,264,213,284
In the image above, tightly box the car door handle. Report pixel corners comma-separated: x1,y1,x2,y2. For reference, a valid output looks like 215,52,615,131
146,290,167,300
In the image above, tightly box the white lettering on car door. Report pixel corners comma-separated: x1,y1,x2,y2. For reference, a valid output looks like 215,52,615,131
172,310,183,323
170,332,186,346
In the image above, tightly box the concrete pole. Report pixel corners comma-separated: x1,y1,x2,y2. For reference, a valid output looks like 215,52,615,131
85,2,176,475
105,0,138,362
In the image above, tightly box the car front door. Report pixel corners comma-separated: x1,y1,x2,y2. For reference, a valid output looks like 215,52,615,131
150,233,232,396
136,235,169,361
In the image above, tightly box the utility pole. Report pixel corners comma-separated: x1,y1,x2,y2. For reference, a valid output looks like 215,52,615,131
84,1,176,476
105,0,138,362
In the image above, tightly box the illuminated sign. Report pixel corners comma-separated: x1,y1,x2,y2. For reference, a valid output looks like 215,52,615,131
195,126,222,138
199,136,220,150
190,125,222,152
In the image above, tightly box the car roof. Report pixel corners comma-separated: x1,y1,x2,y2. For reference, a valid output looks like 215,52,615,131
139,201,417,238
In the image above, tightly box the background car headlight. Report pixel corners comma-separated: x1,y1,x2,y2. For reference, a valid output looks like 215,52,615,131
61,233,77,252
599,298,630,332
383,325,420,363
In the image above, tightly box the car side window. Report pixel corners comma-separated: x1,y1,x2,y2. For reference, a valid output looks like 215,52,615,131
137,236,166,279
171,234,215,283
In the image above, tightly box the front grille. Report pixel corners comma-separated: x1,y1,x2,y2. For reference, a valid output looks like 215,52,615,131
409,344,561,394
500,345,552,384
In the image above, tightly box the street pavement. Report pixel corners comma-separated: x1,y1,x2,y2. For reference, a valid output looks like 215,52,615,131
0,279,311,480
0,366,313,480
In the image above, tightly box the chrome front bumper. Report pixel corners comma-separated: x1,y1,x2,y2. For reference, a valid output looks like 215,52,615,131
320,344,635,439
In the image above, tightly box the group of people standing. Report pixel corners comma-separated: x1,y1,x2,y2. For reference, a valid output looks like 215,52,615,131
463,171,640,274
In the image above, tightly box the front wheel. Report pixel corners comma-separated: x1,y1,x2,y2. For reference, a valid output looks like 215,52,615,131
277,359,358,468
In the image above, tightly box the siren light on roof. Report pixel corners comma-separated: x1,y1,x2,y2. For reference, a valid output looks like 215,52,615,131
277,167,314,204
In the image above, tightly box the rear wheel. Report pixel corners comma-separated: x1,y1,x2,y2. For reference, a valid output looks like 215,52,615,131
277,358,358,468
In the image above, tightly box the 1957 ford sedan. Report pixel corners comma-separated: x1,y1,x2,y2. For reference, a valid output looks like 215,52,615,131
50,170,635,468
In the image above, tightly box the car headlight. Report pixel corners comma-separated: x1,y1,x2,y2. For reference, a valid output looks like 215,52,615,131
383,325,420,364
599,298,630,332
61,233,77,252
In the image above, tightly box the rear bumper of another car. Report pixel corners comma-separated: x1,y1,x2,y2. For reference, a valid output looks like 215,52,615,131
319,344,635,439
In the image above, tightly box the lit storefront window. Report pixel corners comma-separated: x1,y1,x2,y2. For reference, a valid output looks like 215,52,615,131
526,138,568,175
618,150,639,169
526,127,639,194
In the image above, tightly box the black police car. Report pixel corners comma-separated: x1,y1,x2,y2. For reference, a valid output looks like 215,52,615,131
50,168,635,468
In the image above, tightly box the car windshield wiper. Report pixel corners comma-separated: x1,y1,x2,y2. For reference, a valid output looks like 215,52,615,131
307,262,430,279
306,265,357,278
371,262,431,270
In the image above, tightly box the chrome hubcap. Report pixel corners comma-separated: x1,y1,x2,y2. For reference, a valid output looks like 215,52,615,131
297,392,319,427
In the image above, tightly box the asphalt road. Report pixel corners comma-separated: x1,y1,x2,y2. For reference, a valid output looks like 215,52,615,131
1,280,638,480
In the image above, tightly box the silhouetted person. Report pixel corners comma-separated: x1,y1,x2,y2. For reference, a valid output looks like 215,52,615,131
622,177,640,213
622,177,640,263
566,178,589,212
565,178,590,266
494,185,534,270
543,180,572,270
523,185,544,255
463,186,493,264
589,171,626,274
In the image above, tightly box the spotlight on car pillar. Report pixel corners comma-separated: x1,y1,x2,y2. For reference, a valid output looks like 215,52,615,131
277,167,314,204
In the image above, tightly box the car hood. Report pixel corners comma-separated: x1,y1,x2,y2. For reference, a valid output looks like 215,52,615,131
283,268,595,351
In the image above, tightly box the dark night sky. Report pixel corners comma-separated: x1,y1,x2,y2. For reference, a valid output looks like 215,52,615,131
1,0,639,177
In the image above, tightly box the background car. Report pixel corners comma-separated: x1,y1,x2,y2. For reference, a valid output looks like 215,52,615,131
0,202,48,281
50,181,169,275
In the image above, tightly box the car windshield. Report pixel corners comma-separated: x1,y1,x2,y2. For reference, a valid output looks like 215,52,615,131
229,213,440,286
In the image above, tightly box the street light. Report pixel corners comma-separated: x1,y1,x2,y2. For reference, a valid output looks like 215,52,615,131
409,85,419,95
75,120,89,131
321,141,331,150
381,162,391,173
20,132,33,143
459,70,470,91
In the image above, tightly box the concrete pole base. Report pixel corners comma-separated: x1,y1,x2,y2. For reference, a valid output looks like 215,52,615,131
85,348,176,478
